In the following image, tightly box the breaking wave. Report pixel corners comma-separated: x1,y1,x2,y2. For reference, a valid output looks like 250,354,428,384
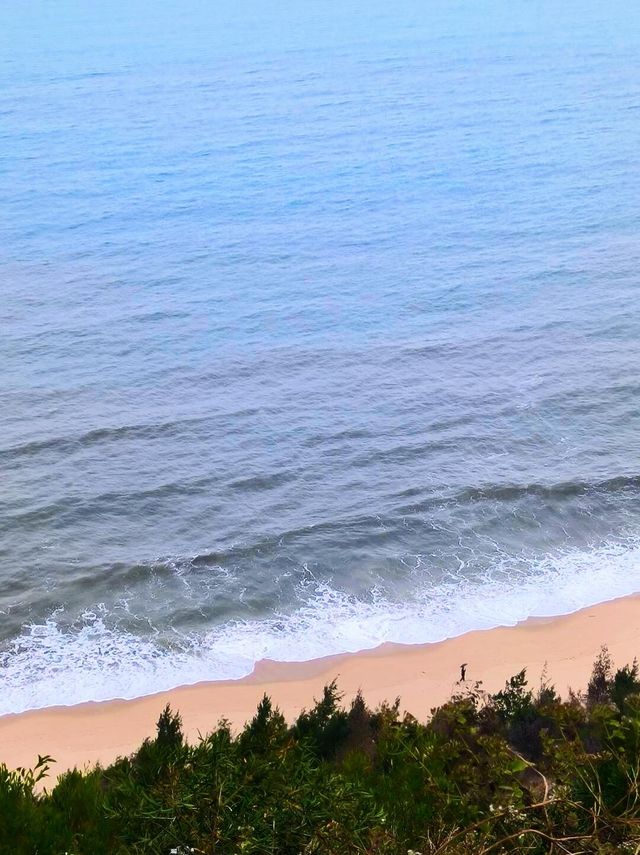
2,538,640,714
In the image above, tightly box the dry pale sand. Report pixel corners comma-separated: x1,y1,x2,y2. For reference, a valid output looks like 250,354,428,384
1,593,639,784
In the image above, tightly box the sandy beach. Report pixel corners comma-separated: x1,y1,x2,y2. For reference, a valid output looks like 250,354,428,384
1,593,639,784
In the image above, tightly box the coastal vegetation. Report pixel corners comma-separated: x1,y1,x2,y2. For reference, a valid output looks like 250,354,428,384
2,648,640,853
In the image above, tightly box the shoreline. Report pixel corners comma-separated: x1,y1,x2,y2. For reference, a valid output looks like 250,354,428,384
1,592,639,782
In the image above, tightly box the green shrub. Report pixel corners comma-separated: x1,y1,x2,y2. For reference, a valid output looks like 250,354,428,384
3,650,640,853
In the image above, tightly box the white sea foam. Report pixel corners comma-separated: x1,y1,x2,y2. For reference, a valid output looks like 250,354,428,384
2,538,640,715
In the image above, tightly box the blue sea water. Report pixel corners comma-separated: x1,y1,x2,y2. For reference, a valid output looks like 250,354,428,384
2,0,640,713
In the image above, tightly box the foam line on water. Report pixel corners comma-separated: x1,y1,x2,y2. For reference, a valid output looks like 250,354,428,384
1,538,640,715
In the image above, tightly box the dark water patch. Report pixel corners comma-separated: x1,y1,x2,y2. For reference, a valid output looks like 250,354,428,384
0,420,199,460
456,475,640,504
348,438,472,470
300,428,375,449
0,409,266,463
227,470,299,492
0,477,222,532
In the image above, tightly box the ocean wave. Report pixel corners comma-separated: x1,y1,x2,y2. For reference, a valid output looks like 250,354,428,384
0,408,262,463
454,474,640,503
1,538,640,715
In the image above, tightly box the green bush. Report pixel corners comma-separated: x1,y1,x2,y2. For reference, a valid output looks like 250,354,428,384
3,650,640,853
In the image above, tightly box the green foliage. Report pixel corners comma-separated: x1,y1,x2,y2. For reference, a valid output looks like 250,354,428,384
156,704,184,750
293,679,350,759
238,693,288,753
4,651,640,853
611,659,640,713
491,668,534,722
587,645,613,708
0,756,50,853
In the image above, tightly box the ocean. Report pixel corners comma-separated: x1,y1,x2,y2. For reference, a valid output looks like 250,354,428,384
2,0,640,714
